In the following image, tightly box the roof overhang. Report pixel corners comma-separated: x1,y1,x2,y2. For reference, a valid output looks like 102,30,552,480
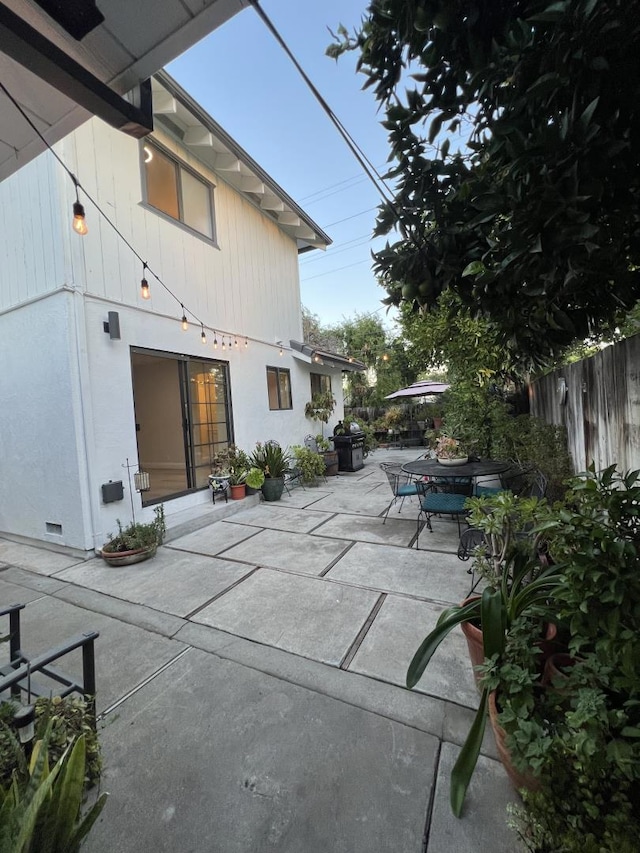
0,0,248,181
290,340,365,372
152,72,331,253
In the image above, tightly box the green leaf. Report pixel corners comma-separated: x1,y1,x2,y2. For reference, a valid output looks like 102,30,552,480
462,261,485,277
450,689,488,816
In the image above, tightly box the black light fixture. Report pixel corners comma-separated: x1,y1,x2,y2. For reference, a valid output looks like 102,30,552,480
234,337,238,349
221,336,226,351
245,337,248,349
72,179,88,236
181,305,188,331
201,324,207,345
140,262,150,299
213,334,218,350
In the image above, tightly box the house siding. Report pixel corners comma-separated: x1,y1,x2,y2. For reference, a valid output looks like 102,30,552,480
0,113,340,552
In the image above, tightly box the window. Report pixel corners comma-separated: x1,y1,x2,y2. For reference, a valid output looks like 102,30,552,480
266,367,292,410
311,373,332,396
143,142,215,240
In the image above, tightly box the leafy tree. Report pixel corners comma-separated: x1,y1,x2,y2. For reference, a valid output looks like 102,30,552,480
329,0,640,367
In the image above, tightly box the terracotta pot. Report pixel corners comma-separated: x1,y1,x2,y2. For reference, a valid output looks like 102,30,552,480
100,543,157,567
460,597,558,689
488,691,540,793
230,483,246,500
541,652,577,688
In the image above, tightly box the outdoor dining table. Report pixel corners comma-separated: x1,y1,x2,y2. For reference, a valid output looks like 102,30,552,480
402,458,512,480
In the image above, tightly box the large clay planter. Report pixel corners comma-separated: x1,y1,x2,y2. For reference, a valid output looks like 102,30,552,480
230,484,246,500
261,477,285,502
488,691,540,793
100,543,157,567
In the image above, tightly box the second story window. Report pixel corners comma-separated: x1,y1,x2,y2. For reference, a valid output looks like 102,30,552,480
143,142,215,241
267,367,292,410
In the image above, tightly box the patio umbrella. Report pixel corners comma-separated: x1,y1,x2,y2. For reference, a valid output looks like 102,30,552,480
385,381,450,399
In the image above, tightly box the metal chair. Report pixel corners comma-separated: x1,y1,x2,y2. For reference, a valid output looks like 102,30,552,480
379,462,420,523
415,477,473,547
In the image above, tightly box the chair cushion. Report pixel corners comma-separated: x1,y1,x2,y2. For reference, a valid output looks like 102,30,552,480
475,485,503,498
397,484,419,497
421,493,468,513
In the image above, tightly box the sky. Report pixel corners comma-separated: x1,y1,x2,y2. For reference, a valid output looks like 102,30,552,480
167,0,397,330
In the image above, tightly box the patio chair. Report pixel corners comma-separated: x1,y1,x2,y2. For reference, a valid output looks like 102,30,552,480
474,464,531,498
379,462,420,523
415,478,473,547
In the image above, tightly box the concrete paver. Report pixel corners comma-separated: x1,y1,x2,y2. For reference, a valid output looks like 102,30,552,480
349,595,480,710
326,540,472,603
0,449,521,852
87,649,439,853
311,513,417,547
218,527,350,574
193,568,380,665
56,548,255,617
224,504,334,533
165,520,261,557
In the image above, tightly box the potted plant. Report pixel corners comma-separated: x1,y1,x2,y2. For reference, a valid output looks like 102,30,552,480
305,392,339,474
100,505,165,566
244,467,265,495
406,491,561,816
292,445,326,485
433,434,468,465
492,465,640,849
315,434,339,476
251,441,291,501
227,467,247,500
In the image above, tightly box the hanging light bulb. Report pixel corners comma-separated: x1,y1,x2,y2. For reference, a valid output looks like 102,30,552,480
213,334,218,350
382,352,389,362
244,338,248,349
140,262,150,299
234,337,238,349
201,324,207,345
279,344,283,357
181,305,188,331
72,183,88,236
221,336,226,351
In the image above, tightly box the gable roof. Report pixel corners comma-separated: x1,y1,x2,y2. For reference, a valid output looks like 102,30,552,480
151,71,331,253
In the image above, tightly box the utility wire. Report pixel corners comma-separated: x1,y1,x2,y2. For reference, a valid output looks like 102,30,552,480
249,0,431,264
300,235,376,265
300,258,371,282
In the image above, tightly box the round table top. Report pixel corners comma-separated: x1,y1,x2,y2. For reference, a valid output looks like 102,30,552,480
402,458,513,478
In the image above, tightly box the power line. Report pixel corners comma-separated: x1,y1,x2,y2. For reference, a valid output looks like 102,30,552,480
298,165,387,205
300,258,371,282
299,235,374,265
249,0,432,269
322,207,377,228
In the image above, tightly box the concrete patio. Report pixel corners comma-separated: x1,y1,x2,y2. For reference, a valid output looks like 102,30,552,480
0,449,522,852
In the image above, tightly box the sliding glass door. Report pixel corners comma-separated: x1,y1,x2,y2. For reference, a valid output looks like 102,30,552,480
131,348,232,504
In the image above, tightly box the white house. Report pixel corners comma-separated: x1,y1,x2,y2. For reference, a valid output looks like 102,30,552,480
0,71,363,555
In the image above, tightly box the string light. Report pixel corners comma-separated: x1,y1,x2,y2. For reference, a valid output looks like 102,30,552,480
0,83,277,358
72,179,88,236
382,353,389,362
279,344,283,356
140,262,150,299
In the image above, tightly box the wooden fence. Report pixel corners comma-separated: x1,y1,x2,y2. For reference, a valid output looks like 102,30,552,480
530,333,640,473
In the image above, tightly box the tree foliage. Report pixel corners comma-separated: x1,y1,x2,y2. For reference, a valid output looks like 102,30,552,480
329,0,640,367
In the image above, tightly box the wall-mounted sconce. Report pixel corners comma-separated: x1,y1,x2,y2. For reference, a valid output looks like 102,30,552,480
103,311,121,340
